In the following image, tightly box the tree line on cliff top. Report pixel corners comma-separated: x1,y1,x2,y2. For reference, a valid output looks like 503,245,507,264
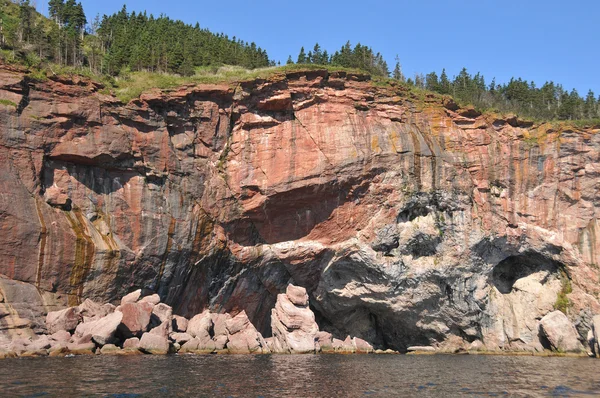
0,0,598,122
289,43,599,121
0,0,270,75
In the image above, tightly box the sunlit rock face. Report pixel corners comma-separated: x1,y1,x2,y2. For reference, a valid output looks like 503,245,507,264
1,63,599,351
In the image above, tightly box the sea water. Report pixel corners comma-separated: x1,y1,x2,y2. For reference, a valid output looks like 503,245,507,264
0,354,599,397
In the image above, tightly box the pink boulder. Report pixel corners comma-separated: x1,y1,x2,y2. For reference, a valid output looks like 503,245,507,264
119,302,154,337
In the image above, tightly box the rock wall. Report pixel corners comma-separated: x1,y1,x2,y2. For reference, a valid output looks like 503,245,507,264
1,63,599,352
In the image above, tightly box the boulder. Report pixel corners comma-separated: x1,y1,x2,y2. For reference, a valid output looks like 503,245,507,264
149,321,170,339
539,311,584,353
100,344,121,355
172,315,188,332
46,307,81,334
180,337,200,353
28,335,52,351
170,332,193,345
78,299,112,320
332,337,355,353
178,333,216,354
50,330,72,343
118,302,153,337
211,313,231,337
139,332,169,355
187,310,213,339
211,313,231,350
214,335,228,351
151,303,173,332
196,334,217,353
140,294,161,305
71,333,92,345
226,311,269,354
270,284,318,353
316,331,334,353
75,311,123,346
121,289,142,305
352,337,374,353
123,337,140,349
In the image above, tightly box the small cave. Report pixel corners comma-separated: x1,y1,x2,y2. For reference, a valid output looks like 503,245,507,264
396,191,463,224
311,305,386,349
397,203,431,223
490,252,562,294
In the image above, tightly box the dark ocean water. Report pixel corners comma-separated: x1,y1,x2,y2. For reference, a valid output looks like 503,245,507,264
0,354,599,397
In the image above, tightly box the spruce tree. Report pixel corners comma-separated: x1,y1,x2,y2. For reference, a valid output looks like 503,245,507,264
312,43,322,64
584,90,597,119
392,57,404,81
425,72,439,91
297,46,306,64
439,69,451,95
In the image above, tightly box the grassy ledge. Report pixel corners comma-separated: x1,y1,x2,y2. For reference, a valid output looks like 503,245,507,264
6,60,600,131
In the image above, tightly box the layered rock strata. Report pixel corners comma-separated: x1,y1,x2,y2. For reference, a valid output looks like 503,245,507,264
271,284,319,353
0,63,600,353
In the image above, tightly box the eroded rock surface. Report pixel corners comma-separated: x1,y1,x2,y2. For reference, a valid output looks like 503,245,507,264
1,64,600,352
271,285,319,353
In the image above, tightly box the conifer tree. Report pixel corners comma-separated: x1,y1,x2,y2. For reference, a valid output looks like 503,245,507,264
392,55,404,81
311,43,322,64
297,46,306,64
439,69,451,94
425,72,439,91
584,90,597,119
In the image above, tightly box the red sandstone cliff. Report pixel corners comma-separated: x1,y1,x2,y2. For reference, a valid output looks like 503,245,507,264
1,63,599,351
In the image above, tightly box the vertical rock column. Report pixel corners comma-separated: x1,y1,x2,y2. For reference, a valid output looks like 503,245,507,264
271,284,319,353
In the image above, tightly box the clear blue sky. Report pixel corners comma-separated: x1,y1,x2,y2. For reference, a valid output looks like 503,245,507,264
35,0,599,95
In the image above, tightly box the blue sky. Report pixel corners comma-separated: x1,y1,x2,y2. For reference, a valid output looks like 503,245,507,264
35,0,599,95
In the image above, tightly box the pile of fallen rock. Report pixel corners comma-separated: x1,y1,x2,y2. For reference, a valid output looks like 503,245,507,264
0,284,379,358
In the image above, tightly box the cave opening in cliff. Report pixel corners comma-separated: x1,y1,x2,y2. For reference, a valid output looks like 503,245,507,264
491,252,562,294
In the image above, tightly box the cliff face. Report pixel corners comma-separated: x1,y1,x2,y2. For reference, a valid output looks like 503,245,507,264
1,64,599,351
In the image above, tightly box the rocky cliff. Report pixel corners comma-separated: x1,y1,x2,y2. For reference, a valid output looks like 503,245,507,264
1,62,599,352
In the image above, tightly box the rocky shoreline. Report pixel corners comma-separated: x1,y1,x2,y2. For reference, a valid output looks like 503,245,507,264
2,283,599,359
0,285,385,358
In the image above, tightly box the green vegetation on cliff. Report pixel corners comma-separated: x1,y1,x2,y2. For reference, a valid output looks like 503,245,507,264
420,68,600,121
0,0,270,75
0,0,598,124
291,42,390,77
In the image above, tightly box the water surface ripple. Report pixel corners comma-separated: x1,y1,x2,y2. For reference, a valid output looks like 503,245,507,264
0,354,599,397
